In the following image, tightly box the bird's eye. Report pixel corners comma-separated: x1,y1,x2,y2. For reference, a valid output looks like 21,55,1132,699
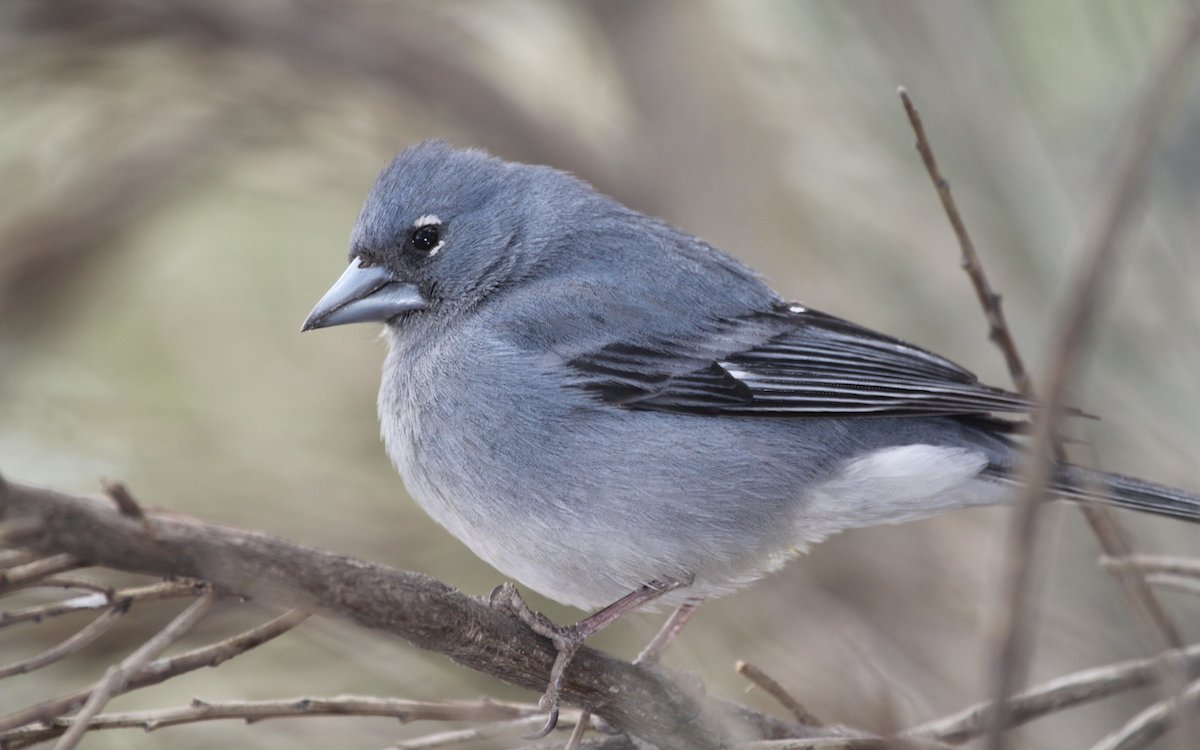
409,225,441,254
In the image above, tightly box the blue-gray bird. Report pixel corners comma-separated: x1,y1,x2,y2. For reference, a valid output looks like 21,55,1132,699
303,141,1199,734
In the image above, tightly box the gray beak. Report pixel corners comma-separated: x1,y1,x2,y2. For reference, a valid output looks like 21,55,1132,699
301,261,429,331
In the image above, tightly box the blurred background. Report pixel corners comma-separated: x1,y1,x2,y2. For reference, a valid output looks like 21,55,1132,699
2,1,1200,748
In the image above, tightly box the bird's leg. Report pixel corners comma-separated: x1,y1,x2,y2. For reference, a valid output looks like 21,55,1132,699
564,599,704,748
489,577,690,739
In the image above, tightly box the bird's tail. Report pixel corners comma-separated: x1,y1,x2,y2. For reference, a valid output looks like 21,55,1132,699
1045,464,1200,523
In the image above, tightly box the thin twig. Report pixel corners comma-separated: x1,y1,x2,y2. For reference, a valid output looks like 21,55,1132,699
898,87,1032,395
977,13,1200,750
0,553,82,591
7,574,114,595
0,608,310,738
1088,675,1200,750
1101,556,1200,579
1,696,537,748
101,478,145,520
742,738,950,750
736,660,822,726
52,590,219,750
903,642,1200,743
386,714,580,749
0,604,127,679
1143,575,1200,597
0,478,734,750
899,76,1195,750
903,75,1188,678
564,712,590,750
1,579,206,630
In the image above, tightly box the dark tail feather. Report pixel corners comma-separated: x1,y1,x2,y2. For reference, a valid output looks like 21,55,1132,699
1050,465,1200,523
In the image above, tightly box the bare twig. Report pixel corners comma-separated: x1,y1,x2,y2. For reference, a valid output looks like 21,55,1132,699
1,579,206,630
978,12,1200,750
387,714,584,749
52,590,219,750
1101,556,1200,579
564,713,590,750
899,70,1198,749
1,696,538,748
0,553,83,591
1088,676,1200,750
736,660,822,727
0,604,127,679
101,478,145,520
903,642,1200,743
742,738,950,750
0,606,308,736
0,477,744,750
900,84,1184,673
8,574,114,595
1143,575,1200,597
898,87,1032,394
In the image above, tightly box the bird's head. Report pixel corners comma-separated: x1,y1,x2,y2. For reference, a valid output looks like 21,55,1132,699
302,140,572,332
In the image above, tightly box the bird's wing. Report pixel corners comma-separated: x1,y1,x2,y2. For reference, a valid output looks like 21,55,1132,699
567,302,1035,418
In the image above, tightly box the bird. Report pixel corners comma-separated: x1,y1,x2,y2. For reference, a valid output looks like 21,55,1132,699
303,140,1200,737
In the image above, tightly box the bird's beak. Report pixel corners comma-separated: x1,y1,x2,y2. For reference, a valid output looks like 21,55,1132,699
301,260,429,331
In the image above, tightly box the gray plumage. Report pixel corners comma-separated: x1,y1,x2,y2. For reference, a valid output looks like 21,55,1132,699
305,140,1200,611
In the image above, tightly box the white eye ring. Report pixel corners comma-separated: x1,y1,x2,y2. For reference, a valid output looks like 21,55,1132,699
413,214,442,228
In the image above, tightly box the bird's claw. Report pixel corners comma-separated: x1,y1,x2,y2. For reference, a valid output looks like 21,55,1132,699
489,582,582,737
524,704,560,740
488,578,695,740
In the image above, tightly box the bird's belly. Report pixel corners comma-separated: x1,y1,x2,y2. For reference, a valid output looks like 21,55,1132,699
380,384,810,610
379,353,1004,611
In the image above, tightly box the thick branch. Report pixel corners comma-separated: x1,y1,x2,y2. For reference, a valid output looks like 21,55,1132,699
0,474,759,750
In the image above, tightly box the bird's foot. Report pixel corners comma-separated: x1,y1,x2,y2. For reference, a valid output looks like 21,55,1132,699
489,582,580,738
488,578,693,741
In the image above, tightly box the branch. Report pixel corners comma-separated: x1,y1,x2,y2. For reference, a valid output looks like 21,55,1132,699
898,88,1032,395
903,642,1200,743
387,714,583,749
1101,556,1200,579
53,591,219,750
3,696,541,749
1088,675,1200,750
742,738,950,750
0,474,762,750
985,10,1200,747
736,660,822,727
1,579,208,630
0,604,127,679
0,607,307,734
0,553,82,590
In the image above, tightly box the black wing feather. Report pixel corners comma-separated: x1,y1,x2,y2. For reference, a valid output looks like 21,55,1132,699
569,303,1035,419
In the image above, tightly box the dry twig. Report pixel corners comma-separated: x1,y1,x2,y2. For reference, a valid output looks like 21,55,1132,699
0,554,82,591
898,88,1032,394
0,579,206,630
1,696,537,749
0,604,127,679
0,607,309,738
737,660,822,727
101,478,145,520
387,713,585,749
903,642,1200,743
1101,556,1200,579
52,590,219,750
983,12,1200,749
0,476,747,750
1088,676,1200,750
742,737,949,750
